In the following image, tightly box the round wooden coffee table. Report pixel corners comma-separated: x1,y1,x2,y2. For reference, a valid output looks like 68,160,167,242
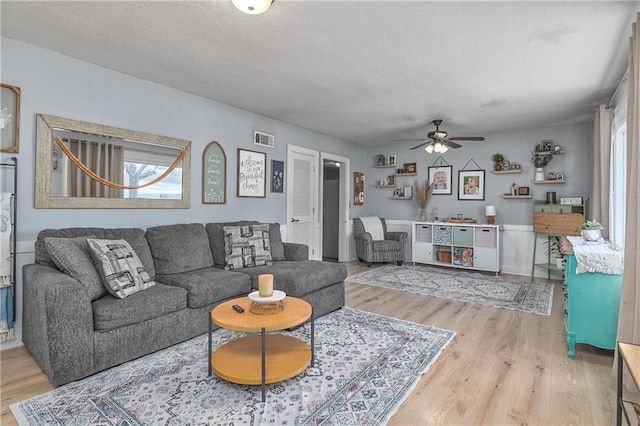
208,296,314,402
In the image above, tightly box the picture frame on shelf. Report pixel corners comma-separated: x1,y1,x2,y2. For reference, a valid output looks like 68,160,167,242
428,165,452,195
458,170,485,201
541,139,553,152
387,175,396,186
403,186,413,198
518,186,530,195
556,172,564,180
387,155,397,166
402,162,416,174
393,187,402,197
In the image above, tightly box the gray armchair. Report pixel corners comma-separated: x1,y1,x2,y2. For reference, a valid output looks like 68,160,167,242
353,217,407,267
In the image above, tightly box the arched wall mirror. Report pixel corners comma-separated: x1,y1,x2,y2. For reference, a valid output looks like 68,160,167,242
35,114,191,208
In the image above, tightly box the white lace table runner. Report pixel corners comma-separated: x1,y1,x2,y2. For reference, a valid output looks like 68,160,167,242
566,236,624,275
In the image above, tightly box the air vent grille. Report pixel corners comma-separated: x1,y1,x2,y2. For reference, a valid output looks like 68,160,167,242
254,131,275,148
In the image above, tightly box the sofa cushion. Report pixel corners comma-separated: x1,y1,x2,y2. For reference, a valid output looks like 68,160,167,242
206,222,286,267
36,228,106,268
44,235,107,300
239,260,347,297
92,283,187,332
223,224,273,270
157,267,251,309
145,223,214,274
104,228,156,279
87,238,156,299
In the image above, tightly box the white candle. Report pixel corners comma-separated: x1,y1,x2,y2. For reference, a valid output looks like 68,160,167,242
258,274,274,297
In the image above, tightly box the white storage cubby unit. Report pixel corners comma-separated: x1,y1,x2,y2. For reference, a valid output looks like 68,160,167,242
412,222,502,274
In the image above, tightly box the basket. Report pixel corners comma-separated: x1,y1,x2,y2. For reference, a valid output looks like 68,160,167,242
437,251,452,263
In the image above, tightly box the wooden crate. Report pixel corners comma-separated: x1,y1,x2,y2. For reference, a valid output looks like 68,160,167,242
534,211,583,235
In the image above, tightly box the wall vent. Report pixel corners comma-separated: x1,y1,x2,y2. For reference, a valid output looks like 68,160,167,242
254,131,275,149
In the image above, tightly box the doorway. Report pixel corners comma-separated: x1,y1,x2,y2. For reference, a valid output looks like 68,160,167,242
320,152,350,262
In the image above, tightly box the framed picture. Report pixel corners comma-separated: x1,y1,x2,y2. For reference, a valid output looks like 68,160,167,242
202,141,226,204
237,148,266,197
428,165,453,195
556,172,564,181
271,160,284,193
541,139,553,152
403,186,413,198
393,187,402,197
518,186,530,195
1,83,20,153
458,170,485,200
402,162,417,174
387,155,397,166
387,175,395,186
354,171,364,205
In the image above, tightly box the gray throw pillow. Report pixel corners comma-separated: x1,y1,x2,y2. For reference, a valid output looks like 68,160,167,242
44,235,107,300
87,238,156,299
223,224,273,270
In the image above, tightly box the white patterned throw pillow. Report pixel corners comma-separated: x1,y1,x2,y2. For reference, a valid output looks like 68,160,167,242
87,238,156,299
223,224,272,270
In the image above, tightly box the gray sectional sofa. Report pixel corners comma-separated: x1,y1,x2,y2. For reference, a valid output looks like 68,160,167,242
23,221,347,386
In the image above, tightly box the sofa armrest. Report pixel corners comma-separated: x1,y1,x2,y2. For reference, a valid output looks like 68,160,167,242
283,242,309,261
353,231,372,242
22,263,95,386
385,231,408,242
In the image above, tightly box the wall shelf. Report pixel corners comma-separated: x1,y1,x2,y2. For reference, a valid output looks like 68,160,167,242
375,184,394,188
391,196,412,200
396,172,417,177
533,180,565,184
502,195,532,199
492,169,522,174
375,164,396,168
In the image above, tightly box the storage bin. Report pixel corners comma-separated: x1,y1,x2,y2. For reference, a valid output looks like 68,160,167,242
415,224,432,243
433,225,453,245
453,247,474,267
453,226,474,246
475,227,497,248
437,250,452,263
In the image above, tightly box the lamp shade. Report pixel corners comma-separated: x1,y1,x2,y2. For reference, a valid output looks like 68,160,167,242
485,205,496,216
425,144,434,153
232,0,272,15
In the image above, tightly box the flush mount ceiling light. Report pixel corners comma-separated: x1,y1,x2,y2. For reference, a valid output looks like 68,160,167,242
232,0,273,15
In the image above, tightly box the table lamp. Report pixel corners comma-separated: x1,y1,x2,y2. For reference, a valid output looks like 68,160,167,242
485,206,497,224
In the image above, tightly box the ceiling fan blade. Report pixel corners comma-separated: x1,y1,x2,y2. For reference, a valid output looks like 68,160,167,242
442,140,462,149
448,136,485,141
395,138,427,142
409,141,430,150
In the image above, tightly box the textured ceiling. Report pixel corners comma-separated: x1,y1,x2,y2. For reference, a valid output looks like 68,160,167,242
1,1,638,146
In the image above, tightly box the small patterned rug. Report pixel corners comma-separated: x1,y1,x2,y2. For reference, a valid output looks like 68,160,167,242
11,307,454,425
348,265,554,315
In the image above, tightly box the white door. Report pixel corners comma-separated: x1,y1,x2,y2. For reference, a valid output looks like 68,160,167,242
286,145,320,260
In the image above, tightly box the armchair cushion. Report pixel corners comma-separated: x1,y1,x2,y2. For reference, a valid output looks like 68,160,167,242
372,240,401,252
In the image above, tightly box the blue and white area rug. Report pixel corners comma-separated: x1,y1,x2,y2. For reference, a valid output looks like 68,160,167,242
11,307,454,425
348,265,554,316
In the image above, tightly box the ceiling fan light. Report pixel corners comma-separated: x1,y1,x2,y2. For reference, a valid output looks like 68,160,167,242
425,144,434,153
441,145,449,153
434,131,447,140
231,0,273,15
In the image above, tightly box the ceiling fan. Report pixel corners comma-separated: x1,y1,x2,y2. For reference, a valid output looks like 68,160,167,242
395,119,485,153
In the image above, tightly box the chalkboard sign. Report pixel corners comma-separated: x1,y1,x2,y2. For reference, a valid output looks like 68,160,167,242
202,141,226,204
237,148,266,198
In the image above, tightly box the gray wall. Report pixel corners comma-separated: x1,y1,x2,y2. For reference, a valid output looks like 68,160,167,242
363,123,592,224
0,37,368,242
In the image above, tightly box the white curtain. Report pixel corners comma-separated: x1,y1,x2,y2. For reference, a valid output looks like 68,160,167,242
617,12,640,350
591,105,613,239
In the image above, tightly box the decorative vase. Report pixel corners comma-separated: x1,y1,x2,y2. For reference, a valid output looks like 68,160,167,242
494,163,502,171
420,210,427,221
582,229,602,242
534,167,545,181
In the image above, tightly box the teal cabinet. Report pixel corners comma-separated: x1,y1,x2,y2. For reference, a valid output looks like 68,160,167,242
564,254,622,358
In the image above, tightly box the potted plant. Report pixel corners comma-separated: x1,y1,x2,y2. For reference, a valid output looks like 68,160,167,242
531,153,552,180
492,153,504,171
544,236,563,268
414,180,434,221
580,219,603,242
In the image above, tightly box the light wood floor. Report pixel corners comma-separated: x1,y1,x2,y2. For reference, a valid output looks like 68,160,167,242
1,262,617,425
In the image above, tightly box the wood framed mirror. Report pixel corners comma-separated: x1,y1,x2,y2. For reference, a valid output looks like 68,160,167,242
35,113,191,208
